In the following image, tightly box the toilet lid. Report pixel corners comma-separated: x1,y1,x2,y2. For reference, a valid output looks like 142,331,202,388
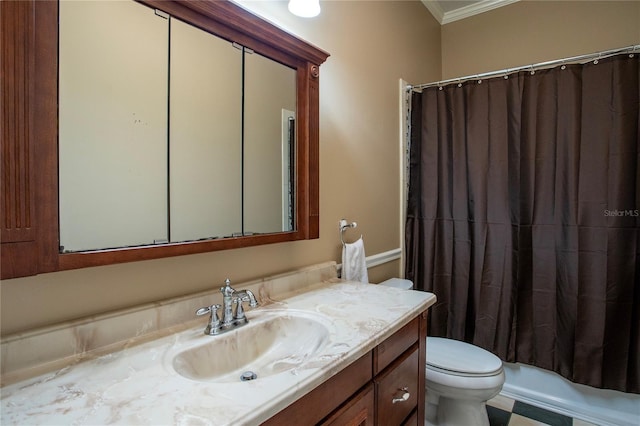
426,337,502,376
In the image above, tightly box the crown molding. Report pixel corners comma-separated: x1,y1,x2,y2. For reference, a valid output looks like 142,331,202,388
421,0,444,24
421,0,519,25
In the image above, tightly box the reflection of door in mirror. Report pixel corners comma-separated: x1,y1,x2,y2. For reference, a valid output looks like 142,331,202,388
244,53,296,235
281,110,296,232
59,0,169,252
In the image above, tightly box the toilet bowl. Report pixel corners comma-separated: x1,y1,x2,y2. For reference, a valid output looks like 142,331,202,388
425,337,504,426
379,279,505,426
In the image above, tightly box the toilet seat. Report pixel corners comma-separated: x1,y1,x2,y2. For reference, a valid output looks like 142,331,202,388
426,337,503,377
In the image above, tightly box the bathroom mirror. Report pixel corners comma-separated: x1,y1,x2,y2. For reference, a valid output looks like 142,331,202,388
0,0,329,278
58,0,297,252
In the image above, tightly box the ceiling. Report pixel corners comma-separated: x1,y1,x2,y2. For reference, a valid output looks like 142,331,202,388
421,0,519,24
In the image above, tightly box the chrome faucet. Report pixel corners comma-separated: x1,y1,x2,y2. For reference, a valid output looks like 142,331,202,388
196,278,259,335
220,278,236,326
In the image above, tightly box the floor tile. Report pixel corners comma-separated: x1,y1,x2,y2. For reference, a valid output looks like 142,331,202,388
512,401,572,426
488,394,516,412
508,413,552,426
487,405,511,426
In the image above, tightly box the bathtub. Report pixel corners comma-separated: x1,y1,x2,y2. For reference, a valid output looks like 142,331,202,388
501,363,640,426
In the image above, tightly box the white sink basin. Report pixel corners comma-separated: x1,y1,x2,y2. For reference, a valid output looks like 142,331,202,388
170,310,332,383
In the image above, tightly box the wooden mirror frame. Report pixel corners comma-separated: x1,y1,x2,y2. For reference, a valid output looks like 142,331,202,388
0,0,329,279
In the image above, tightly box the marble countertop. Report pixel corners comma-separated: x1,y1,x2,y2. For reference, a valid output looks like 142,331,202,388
1,281,435,425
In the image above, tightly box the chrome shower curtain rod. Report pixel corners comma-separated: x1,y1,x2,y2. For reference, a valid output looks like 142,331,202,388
408,44,639,91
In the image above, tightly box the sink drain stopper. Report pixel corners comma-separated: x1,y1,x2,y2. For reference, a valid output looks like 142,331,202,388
240,371,258,381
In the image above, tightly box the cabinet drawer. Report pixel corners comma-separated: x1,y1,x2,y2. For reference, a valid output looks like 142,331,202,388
262,352,372,426
320,383,375,426
402,409,418,426
374,316,419,374
374,345,419,426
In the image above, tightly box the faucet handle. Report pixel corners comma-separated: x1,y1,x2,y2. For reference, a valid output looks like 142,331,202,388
233,290,258,322
233,295,248,321
196,304,219,316
196,304,222,335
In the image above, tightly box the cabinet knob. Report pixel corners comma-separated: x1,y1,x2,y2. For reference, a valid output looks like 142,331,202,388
391,387,410,404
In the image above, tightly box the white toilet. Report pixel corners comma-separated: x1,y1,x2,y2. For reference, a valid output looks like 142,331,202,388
379,279,505,426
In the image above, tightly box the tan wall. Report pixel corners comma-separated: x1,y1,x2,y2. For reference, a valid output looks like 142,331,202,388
5,0,638,337
0,1,440,335
441,0,640,80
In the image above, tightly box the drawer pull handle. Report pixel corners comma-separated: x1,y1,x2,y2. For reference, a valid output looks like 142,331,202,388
392,387,410,404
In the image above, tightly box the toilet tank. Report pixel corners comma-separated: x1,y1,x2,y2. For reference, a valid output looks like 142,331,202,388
379,278,413,290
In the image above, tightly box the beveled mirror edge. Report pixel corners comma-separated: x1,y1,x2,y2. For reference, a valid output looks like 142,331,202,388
0,0,328,278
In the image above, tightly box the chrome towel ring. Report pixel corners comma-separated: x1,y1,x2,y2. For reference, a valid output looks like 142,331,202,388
339,219,361,246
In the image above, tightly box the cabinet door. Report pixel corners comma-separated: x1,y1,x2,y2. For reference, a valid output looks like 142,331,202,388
320,383,375,426
1,0,37,278
58,0,169,252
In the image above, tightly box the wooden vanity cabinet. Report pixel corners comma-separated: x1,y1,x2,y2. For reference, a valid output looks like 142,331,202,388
263,311,427,426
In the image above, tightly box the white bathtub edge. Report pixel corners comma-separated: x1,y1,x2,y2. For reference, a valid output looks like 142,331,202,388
501,363,639,426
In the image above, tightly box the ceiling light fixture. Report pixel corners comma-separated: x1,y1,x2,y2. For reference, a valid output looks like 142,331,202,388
288,0,320,18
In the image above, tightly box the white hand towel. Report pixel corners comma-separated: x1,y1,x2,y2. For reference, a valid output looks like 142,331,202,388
341,237,369,283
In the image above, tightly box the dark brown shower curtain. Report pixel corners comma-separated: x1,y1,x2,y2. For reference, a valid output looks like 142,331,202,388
405,54,639,393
